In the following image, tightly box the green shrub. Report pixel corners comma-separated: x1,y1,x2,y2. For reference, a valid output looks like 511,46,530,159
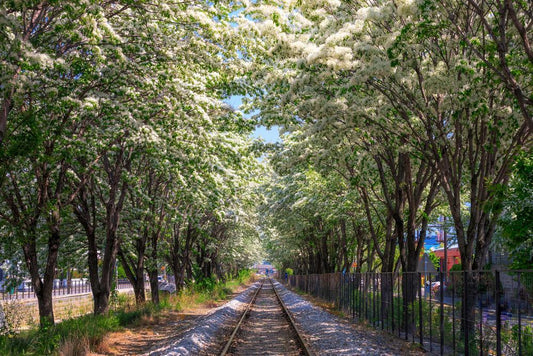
237,269,252,283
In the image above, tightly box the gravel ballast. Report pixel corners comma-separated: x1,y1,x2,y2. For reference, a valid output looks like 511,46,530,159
147,279,420,355
147,282,260,355
272,279,420,355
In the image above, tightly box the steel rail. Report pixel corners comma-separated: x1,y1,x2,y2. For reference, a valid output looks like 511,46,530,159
219,278,265,356
269,278,315,356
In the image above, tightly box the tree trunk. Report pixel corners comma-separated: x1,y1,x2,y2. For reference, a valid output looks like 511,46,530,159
22,239,55,327
461,269,478,354
21,215,61,327
148,221,160,305
339,219,351,272
149,269,159,305
118,247,146,305
133,280,145,305
93,291,110,315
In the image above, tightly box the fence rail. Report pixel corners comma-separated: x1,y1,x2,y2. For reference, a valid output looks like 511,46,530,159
0,279,139,301
285,270,533,355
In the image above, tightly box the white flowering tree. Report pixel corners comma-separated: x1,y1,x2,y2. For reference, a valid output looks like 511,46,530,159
0,0,135,325
0,0,262,323
242,0,530,339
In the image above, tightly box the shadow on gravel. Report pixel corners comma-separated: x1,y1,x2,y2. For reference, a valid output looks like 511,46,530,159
272,280,423,356
147,282,260,356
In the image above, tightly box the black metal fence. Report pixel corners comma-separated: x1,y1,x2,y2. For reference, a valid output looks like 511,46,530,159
286,270,533,355
0,278,137,301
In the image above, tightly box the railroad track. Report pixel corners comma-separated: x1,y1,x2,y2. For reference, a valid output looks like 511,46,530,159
219,278,314,356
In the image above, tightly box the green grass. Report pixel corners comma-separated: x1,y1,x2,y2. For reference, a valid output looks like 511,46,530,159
0,271,254,355
0,300,158,355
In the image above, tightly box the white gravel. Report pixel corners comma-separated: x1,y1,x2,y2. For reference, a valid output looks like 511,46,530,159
147,282,260,355
273,279,415,356
146,279,417,355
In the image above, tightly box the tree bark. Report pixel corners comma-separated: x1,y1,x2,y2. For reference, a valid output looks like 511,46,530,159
118,246,146,305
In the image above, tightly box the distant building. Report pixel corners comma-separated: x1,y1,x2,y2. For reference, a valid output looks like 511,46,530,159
252,262,276,276
432,245,461,271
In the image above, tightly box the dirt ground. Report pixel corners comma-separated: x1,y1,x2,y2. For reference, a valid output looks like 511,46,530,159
90,284,250,355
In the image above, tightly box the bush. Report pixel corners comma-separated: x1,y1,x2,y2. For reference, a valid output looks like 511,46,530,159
195,276,217,292
237,269,252,283
0,300,26,336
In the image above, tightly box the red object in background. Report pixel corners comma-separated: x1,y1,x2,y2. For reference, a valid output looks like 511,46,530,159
433,246,461,271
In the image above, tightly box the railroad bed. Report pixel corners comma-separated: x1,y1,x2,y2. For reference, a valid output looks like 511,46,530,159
148,279,422,355
220,278,308,355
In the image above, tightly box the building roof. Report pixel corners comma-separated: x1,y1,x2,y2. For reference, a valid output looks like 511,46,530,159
432,244,459,252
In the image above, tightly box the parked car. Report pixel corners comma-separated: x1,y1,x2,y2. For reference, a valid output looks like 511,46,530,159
17,280,32,292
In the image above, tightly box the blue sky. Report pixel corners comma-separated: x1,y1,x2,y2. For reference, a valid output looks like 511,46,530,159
225,96,280,143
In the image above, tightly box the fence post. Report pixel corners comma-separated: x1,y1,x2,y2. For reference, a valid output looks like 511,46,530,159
440,271,444,356
518,272,522,356
373,272,377,327
418,272,423,347
495,270,501,356
452,272,456,355
404,273,408,340
397,273,401,338
363,272,370,321
463,271,469,356
351,273,355,320
479,291,483,355
338,272,342,311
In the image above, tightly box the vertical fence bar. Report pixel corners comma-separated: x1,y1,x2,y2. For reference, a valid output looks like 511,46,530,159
397,273,401,338
412,273,415,343
419,272,423,347
373,273,377,327
464,271,469,356
517,272,522,356
404,273,409,341
390,273,394,333
357,273,363,320
362,273,365,321
339,273,342,311
340,273,343,310
345,273,348,312
440,271,444,356
352,273,355,320
344,273,347,312
340,272,347,311
379,274,385,330
478,293,483,355
354,273,358,320
478,292,483,355
495,270,501,356
452,272,456,356
365,274,369,322
429,274,433,353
